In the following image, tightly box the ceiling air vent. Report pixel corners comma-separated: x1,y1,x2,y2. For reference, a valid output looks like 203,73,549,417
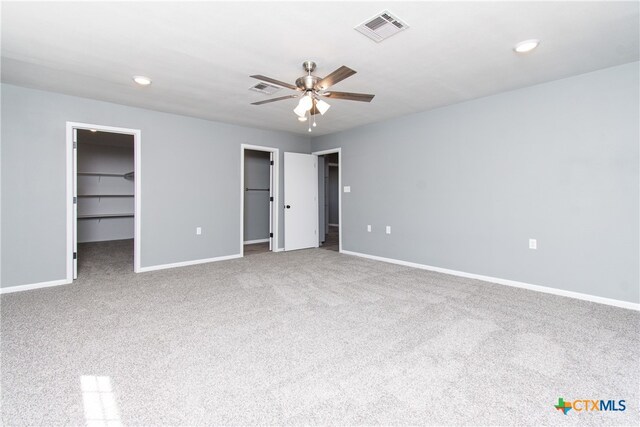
355,10,409,42
249,82,282,95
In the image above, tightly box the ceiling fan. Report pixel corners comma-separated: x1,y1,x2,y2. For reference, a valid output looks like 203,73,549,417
250,60,375,130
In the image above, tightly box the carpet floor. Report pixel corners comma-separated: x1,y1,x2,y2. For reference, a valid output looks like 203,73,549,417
320,225,339,252
244,242,270,256
1,240,638,426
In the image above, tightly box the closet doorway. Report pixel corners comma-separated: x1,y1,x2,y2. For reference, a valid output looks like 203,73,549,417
314,148,341,252
240,145,279,255
66,123,141,282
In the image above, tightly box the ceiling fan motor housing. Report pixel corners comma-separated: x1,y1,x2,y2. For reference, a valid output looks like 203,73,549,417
296,75,319,91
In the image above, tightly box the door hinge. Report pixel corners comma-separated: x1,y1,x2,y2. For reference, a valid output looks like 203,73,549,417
73,196,77,204
269,196,274,202
73,141,77,149
73,252,77,260
270,160,274,165
270,233,273,238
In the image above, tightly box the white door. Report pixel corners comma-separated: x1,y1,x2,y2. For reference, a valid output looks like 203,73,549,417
73,129,78,279
284,152,318,251
317,156,325,245
269,152,274,251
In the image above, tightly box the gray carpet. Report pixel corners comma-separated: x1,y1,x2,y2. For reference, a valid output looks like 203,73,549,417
244,242,270,256
1,239,638,426
320,225,339,252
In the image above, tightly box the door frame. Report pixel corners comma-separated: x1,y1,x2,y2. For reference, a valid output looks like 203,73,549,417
312,148,342,253
240,144,280,255
66,122,142,282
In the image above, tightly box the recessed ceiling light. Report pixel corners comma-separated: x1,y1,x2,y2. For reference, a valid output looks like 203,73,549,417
133,76,152,86
514,39,540,53
90,129,97,133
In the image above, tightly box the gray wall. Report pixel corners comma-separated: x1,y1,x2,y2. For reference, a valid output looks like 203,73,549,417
243,149,271,242
312,62,639,304
1,84,310,287
77,142,134,243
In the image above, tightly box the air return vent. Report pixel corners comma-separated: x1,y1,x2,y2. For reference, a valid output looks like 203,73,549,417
355,10,409,42
249,82,282,95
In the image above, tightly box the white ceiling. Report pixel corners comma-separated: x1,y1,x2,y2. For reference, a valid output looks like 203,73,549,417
1,1,638,137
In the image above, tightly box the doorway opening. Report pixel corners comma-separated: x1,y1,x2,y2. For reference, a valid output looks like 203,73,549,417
241,144,279,256
313,148,341,252
66,123,141,282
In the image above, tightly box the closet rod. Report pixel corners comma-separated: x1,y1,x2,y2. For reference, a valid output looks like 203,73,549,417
245,188,270,192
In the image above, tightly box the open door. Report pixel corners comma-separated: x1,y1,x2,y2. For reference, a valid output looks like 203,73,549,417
73,129,78,279
269,152,274,251
284,152,318,251
317,155,325,245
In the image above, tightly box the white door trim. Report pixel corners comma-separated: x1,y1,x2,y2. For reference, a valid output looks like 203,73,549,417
66,122,142,282
240,144,280,255
312,148,342,253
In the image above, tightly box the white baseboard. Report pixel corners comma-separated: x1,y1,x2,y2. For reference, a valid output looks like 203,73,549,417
273,247,284,252
328,223,339,227
0,278,71,294
138,253,242,273
341,250,640,311
243,238,270,245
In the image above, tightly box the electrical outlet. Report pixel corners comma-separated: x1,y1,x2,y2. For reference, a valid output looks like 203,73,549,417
196,227,202,235
529,238,537,249
367,225,371,232
386,226,391,234
344,186,351,193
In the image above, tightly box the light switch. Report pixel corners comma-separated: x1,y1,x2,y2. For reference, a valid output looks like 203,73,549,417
367,225,371,232
529,238,537,249
196,227,202,235
386,226,391,234
344,186,351,193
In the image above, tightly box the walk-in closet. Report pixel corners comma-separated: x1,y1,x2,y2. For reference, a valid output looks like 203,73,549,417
243,149,273,255
76,129,134,276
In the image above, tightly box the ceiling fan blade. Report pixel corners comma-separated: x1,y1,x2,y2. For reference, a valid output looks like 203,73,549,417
251,94,300,105
316,66,356,90
321,91,375,102
250,75,298,91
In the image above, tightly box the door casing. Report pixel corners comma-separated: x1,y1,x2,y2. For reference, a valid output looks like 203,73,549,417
312,148,342,253
240,144,280,254
66,122,142,282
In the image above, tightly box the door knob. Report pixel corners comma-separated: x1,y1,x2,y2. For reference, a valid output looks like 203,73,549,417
285,205,291,209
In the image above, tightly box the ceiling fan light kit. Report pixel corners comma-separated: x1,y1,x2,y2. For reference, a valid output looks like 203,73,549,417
298,93,314,111
293,104,307,118
250,60,375,131
316,99,331,115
